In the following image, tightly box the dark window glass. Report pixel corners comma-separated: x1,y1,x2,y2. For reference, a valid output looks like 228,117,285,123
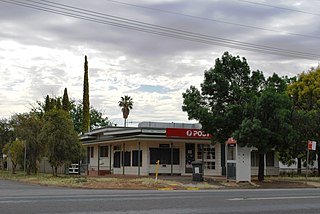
114,145,121,150
90,147,94,158
122,151,131,166
251,151,259,167
266,151,275,167
149,148,179,165
87,147,90,163
100,146,108,157
132,150,142,166
114,151,120,168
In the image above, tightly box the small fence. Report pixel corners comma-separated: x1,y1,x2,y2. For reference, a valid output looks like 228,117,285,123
280,168,319,177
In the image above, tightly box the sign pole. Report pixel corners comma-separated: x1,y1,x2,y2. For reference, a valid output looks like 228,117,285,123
155,160,160,183
305,148,309,184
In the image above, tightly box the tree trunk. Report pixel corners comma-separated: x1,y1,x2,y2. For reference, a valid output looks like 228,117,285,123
12,163,16,174
258,153,265,181
124,118,127,127
54,166,58,177
297,158,302,175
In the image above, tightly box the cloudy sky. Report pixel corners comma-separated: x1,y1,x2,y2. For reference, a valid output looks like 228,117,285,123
0,0,319,126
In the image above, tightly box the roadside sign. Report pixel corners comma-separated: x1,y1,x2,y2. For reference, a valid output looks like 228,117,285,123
308,140,317,151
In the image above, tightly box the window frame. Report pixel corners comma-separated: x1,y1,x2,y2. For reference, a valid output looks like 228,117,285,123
99,146,109,158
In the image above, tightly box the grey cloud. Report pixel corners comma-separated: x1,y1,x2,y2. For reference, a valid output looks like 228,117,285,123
1,0,320,120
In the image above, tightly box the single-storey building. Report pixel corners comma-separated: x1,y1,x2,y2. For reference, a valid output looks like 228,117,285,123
80,122,279,177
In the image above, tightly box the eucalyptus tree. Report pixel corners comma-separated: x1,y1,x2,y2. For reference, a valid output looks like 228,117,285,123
2,139,24,174
11,113,44,175
287,66,320,175
234,74,292,181
0,118,15,156
39,109,82,176
182,52,292,181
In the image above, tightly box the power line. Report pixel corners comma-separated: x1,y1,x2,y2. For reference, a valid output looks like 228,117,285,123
236,0,320,17
105,0,320,40
0,0,319,60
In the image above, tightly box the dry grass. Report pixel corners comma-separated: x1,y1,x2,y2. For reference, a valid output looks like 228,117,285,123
1,170,320,189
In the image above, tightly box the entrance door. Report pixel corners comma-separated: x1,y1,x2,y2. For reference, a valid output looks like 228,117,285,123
185,143,195,173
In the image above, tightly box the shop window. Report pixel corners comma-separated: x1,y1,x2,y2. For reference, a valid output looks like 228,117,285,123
197,144,215,160
205,161,215,169
87,147,91,163
149,148,179,165
132,150,142,167
266,151,275,167
99,146,108,158
114,151,121,168
90,147,94,158
251,151,259,167
122,151,131,166
197,144,215,170
114,145,121,151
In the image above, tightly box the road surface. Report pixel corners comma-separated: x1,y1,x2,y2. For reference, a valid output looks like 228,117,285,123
1,179,320,213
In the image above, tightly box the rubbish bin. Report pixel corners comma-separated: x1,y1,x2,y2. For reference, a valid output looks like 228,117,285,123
192,161,203,182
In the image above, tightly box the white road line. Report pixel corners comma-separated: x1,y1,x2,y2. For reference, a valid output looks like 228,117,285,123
229,195,320,201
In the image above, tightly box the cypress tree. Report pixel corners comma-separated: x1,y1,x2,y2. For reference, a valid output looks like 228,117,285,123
44,95,51,112
62,88,71,112
82,55,90,133
56,98,62,110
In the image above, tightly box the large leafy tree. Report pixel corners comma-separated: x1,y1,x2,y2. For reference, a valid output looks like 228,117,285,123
234,74,292,181
35,97,111,134
182,52,291,181
118,95,133,127
82,55,90,133
287,66,320,175
11,113,44,175
0,118,15,156
182,52,257,143
182,52,260,177
39,109,82,176
2,139,24,174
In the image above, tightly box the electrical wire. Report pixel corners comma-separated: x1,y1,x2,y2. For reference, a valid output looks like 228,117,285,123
0,0,319,60
105,0,320,40
236,0,320,17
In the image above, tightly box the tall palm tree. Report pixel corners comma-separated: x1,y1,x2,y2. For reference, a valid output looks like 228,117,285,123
118,96,133,127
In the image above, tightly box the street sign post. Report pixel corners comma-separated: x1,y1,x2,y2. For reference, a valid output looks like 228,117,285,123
306,140,317,183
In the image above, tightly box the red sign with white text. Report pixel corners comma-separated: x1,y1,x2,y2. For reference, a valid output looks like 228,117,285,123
166,128,212,139
308,140,317,151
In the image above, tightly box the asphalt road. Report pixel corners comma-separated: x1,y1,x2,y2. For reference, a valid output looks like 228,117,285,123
1,179,320,214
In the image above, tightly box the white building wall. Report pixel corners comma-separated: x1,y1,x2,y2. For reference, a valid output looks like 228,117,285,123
86,141,220,176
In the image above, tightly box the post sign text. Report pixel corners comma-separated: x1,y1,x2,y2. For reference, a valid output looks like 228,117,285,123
166,128,212,139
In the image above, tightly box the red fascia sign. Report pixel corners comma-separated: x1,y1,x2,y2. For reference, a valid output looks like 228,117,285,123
166,128,212,139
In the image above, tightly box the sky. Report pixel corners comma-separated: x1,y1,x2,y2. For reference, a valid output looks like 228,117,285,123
0,0,319,127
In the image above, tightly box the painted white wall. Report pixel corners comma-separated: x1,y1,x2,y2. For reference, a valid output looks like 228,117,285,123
236,146,251,182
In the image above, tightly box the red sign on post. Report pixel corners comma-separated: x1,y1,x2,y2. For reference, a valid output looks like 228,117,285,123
166,128,212,139
308,140,317,151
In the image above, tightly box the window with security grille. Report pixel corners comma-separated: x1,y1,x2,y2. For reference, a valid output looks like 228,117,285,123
132,150,142,167
197,144,215,170
149,148,179,165
99,146,108,158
